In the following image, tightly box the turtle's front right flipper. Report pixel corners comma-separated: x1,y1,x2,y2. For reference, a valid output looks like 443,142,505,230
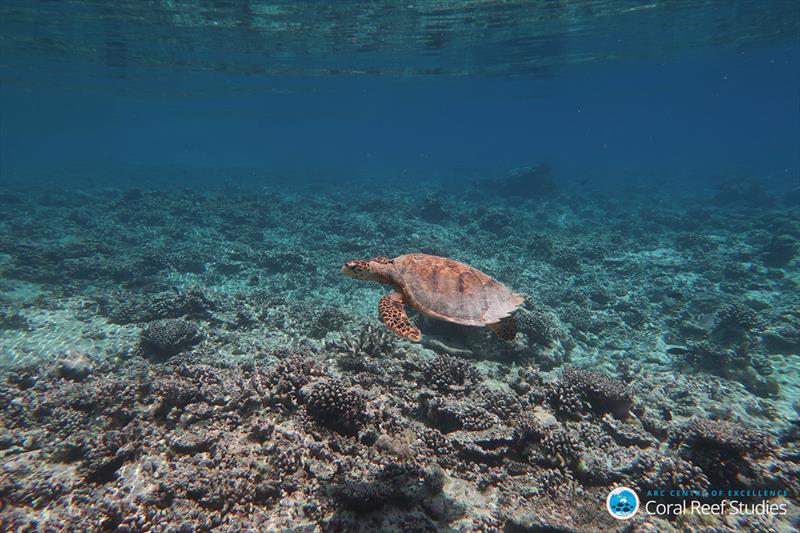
379,292,421,342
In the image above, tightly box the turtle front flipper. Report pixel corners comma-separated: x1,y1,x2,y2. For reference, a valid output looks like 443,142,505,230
379,292,421,342
489,316,517,341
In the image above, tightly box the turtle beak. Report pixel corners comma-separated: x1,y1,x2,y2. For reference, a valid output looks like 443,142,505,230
342,260,374,280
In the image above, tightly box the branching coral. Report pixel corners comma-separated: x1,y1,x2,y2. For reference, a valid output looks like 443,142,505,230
713,302,763,340
633,456,710,498
682,340,736,370
263,354,325,408
419,394,498,433
302,379,366,435
671,418,772,484
547,367,633,419
516,306,556,347
538,428,580,465
139,318,201,360
420,355,481,392
327,324,397,359
479,387,524,421
677,418,772,458
334,463,442,513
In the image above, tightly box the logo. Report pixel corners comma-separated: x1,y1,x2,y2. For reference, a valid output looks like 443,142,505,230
606,487,640,520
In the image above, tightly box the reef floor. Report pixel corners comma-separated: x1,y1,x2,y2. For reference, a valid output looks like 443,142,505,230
0,176,798,531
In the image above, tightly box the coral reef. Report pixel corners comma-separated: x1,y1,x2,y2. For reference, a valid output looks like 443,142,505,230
419,355,481,392
516,305,557,347
0,182,797,531
680,303,779,398
712,302,763,344
334,463,443,513
327,324,397,359
302,378,366,435
631,455,711,507
139,318,201,360
681,418,772,457
263,354,325,409
99,286,217,325
547,367,633,419
761,234,797,267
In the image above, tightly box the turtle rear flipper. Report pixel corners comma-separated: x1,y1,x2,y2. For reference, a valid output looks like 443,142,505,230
379,292,421,342
489,316,517,341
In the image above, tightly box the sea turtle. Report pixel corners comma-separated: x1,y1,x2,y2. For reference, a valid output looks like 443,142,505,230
341,253,524,342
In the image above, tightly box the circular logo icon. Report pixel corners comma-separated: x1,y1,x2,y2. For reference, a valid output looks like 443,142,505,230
606,486,640,520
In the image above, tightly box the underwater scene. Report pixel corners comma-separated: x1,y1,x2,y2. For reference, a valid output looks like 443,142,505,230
1,1,799,531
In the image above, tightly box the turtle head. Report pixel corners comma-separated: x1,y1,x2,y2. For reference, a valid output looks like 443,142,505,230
341,257,392,282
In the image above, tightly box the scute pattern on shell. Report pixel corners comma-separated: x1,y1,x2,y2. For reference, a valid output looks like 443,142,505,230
391,253,524,326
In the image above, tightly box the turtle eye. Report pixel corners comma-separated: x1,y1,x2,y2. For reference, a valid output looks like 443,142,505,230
344,262,363,273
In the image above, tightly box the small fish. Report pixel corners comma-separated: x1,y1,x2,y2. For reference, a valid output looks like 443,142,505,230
666,346,689,355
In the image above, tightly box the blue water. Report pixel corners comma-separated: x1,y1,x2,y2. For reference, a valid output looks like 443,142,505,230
1,1,798,193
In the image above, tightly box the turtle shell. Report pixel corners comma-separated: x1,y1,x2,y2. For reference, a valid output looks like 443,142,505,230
391,253,524,326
